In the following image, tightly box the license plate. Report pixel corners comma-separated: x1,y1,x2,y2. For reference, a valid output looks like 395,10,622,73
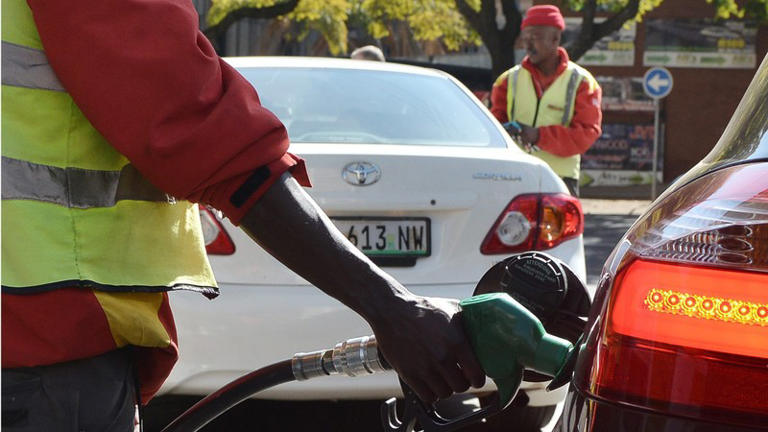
332,217,431,257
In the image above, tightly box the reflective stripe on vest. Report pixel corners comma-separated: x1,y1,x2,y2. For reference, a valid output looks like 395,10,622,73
2,41,65,92
505,63,585,180
1,156,172,208
2,0,217,296
561,71,582,125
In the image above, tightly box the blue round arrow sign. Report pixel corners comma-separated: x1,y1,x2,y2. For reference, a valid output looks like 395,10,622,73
643,67,673,99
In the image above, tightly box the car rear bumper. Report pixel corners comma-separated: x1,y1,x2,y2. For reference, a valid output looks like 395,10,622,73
560,385,767,432
160,281,567,406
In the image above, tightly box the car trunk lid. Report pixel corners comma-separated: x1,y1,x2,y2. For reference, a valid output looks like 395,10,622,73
210,143,547,286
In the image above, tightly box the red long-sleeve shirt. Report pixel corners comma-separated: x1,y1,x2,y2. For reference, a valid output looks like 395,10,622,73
3,0,310,401
490,47,602,158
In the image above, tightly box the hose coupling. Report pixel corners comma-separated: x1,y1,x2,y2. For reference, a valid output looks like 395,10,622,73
291,335,388,381
333,335,388,377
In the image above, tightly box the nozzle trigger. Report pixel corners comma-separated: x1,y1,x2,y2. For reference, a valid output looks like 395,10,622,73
381,379,500,432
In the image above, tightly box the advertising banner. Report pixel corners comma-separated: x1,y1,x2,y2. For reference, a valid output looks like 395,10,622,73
563,18,636,67
644,18,757,69
581,123,662,187
596,76,654,112
581,170,662,187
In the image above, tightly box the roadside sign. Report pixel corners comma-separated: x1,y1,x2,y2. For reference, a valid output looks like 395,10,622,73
642,67,672,200
643,67,673,99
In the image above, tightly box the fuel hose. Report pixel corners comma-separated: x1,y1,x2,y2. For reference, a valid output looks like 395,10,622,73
161,336,387,432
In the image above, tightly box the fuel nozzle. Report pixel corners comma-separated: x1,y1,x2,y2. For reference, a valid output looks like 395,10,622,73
382,292,576,432
461,252,591,409
460,293,574,409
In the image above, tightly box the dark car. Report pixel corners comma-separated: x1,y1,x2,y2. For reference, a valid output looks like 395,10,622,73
559,54,768,431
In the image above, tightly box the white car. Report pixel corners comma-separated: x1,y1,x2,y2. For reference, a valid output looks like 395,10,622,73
160,57,587,430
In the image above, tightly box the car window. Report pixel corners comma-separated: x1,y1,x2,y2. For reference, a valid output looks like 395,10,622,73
237,67,506,148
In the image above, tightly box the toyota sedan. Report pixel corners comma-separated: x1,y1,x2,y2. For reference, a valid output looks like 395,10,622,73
159,57,588,431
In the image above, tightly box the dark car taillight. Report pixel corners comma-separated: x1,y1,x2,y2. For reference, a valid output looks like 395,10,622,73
480,193,583,254
199,206,235,255
588,163,768,427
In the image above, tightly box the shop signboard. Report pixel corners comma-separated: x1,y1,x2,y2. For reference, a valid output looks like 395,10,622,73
581,123,662,187
643,18,757,69
596,76,654,112
563,18,636,67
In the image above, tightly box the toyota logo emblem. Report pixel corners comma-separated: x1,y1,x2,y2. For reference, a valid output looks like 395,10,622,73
342,162,381,186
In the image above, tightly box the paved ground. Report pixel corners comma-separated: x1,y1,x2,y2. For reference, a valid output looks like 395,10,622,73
581,199,650,285
580,198,651,216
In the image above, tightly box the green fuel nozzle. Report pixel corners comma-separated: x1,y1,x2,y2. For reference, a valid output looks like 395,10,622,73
384,253,590,432
460,292,574,409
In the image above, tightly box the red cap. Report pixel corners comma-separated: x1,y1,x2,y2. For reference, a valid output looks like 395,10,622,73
521,5,565,30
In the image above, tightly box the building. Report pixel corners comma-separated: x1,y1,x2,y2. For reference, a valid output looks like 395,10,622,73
566,1,768,194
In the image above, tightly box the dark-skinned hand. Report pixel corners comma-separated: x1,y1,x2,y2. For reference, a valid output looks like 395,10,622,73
520,124,539,147
369,293,487,404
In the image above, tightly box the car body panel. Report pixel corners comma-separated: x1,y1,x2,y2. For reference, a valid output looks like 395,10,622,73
561,385,764,432
205,143,584,286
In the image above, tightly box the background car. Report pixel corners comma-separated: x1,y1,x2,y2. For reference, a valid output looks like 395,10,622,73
560,54,768,431
158,57,588,431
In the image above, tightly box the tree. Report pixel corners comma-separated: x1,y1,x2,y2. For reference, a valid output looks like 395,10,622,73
203,0,477,56
452,0,645,76
203,0,768,77
204,0,299,44
458,0,767,77
565,0,767,64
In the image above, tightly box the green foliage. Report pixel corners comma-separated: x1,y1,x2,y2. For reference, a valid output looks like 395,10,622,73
744,0,768,21
563,0,662,21
287,0,349,55
360,0,479,50
565,0,768,22
207,0,348,54
708,0,746,18
206,0,480,55
207,0,281,27
206,0,768,57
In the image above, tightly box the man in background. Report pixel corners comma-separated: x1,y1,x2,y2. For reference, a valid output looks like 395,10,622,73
490,5,602,196
351,45,386,62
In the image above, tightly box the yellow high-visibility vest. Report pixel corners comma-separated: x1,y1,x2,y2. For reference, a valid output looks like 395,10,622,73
2,0,217,346
503,63,598,180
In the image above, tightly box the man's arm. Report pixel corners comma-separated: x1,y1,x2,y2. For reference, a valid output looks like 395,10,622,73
239,173,485,403
29,0,485,402
490,71,511,123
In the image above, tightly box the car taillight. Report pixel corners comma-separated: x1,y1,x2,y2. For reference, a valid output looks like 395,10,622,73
590,163,768,426
480,193,583,254
199,206,235,255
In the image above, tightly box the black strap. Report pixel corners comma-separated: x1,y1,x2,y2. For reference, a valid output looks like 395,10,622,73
230,166,271,208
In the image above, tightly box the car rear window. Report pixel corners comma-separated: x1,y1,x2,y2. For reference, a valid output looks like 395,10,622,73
237,67,506,148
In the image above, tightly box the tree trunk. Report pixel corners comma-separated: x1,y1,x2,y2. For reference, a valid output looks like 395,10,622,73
455,0,523,83
202,0,300,53
565,0,639,61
